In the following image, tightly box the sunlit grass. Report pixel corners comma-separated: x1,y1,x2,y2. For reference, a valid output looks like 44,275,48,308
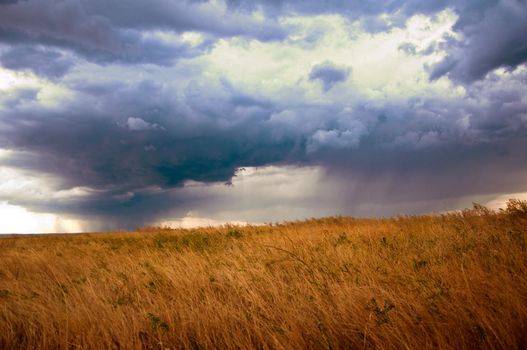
1,200,526,349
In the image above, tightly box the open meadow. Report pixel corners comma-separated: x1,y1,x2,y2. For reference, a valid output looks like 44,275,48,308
1,200,526,349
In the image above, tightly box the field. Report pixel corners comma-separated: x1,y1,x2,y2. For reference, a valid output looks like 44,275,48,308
1,200,527,349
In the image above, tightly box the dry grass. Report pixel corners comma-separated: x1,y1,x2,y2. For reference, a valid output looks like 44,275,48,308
1,200,527,349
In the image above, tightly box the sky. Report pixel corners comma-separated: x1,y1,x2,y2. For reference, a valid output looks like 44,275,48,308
0,0,526,233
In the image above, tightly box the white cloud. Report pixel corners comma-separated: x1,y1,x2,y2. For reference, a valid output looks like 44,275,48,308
485,192,527,210
0,152,94,233
142,30,205,47
307,124,366,152
127,117,162,131
195,10,461,103
158,215,250,229
0,66,37,91
0,201,84,234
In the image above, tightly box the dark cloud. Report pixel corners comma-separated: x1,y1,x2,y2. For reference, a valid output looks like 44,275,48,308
430,0,527,83
225,0,458,25
0,65,526,229
308,61,351,92
0,0,288,71
0,45,75,78
0,0,116,50
1,0,525,82
81,0,289,41
0,1,212,66
0,80,297,212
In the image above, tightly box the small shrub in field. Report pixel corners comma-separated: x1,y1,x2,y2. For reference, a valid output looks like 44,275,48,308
366,298,396,325
226,229,243,239
334,232,350,246
146,313,169,332
412,259,428,271
504,198,527,219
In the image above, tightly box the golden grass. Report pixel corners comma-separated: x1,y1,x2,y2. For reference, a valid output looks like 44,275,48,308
1,200,527,349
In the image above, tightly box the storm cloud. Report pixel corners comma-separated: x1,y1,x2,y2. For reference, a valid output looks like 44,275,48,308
430,0,527,82
0,45,75,78
0,0,287,67
309,61,351,92
0,0,526,231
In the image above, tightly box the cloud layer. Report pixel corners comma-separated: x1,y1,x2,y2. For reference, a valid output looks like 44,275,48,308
0,0,526,230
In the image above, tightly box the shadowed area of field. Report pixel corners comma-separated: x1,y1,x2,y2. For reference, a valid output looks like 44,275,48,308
1,200,526,349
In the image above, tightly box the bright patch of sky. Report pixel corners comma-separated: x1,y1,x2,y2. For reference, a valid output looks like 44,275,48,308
191,10,462,101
